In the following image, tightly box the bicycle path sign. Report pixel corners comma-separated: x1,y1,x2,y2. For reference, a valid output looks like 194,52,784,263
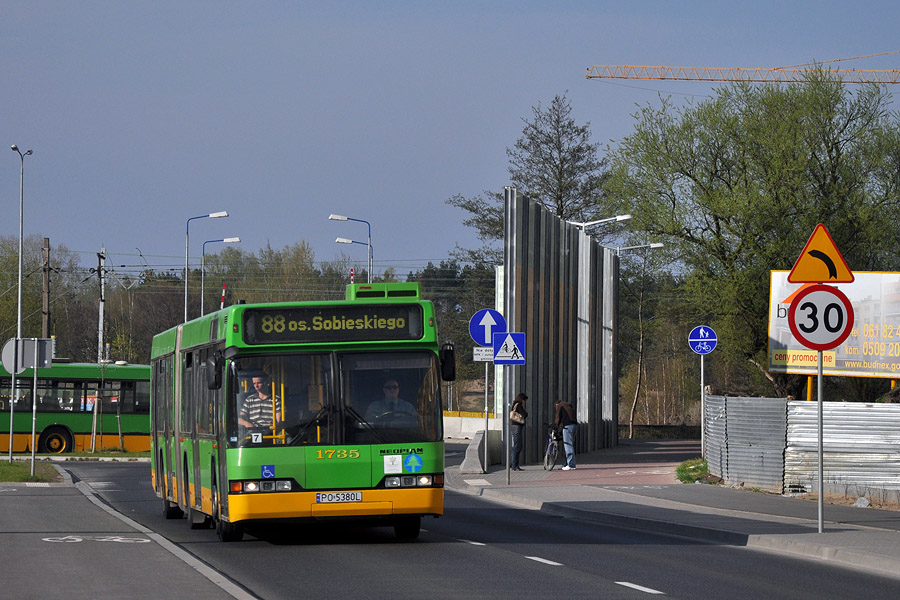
688,325,717,355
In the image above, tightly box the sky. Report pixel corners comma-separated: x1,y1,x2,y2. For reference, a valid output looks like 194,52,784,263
3,1,899,282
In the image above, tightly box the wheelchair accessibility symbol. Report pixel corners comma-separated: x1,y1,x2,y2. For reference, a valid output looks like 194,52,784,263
261,465,276,479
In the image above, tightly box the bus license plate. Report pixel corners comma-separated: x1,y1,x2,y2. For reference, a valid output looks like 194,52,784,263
316,492,362,503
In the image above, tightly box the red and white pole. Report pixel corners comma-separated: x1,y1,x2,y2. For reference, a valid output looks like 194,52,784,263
350,268,355,284
220,283,227,309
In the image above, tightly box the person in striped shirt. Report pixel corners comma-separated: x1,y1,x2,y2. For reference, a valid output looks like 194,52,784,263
238,374,282,428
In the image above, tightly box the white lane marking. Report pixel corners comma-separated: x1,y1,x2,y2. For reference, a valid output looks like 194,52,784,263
458,538,486,546
616,581,665,594
525,556,563,566
463,478,491,486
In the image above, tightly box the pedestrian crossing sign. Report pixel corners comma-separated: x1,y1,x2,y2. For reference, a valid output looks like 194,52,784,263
493,332,526,365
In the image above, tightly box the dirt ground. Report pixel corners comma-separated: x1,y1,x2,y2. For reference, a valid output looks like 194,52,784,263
798,492,900,512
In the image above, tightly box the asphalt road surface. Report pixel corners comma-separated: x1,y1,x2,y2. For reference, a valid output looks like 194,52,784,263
63,459,900,600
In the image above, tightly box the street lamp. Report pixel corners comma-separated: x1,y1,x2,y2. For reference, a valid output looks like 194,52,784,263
201,237,240,316
185,211,228,322
617,242,664,255
329,214,372,282
568,214,632,230
335,237,374,282
9,145,31,463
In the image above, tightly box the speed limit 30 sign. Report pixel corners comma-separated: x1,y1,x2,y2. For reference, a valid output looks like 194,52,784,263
788,284,854,351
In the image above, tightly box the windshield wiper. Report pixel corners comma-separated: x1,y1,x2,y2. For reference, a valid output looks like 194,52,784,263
344,405,386,443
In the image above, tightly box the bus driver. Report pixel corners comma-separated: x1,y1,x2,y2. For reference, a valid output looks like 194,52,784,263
365,378,416,422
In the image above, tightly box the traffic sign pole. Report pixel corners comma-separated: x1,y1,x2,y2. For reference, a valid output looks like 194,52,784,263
688,326,717,459
817,350,824,534
483,362,489,474
787,226,854,534
469,309,507,474
700,353,706,459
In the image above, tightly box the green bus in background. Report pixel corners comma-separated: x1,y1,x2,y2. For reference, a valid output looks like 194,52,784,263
1,361,151,454
150,282,455,542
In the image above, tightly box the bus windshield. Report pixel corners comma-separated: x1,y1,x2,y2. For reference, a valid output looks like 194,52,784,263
229,351,443,447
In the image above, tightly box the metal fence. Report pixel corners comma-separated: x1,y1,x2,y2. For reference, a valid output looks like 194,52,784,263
703,395,786,492
705,395,900,499
785,401,900,499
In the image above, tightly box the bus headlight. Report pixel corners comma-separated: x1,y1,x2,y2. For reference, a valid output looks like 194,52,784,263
384,475,438,488
231,480,294,493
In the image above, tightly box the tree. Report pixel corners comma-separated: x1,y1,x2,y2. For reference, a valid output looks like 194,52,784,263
447,92,612,263
408,260,495,382
607,74,900,398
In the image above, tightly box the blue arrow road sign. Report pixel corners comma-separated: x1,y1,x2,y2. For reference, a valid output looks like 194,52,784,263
469,308,507,346
493,332,525,365
688,325,717,355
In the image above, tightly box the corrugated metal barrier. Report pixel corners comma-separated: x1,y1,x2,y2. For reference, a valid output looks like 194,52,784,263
785,401,900,498
704,395,786,492
705,396,900,499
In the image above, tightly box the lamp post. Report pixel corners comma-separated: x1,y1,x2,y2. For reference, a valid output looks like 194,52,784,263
335,237,374,282
9,145,32,462
568,214,632,230
617,242,664,255
201,237,240,316
185,211,228,322
329,214,372,282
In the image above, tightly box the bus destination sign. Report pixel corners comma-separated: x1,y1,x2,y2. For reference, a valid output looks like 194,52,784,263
243,305,424,344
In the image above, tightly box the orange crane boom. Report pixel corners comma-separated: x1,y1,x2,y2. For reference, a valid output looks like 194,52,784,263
586,64,900,84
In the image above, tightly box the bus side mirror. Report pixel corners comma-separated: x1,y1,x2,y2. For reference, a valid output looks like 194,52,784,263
440,342,456,382
207,352,224,390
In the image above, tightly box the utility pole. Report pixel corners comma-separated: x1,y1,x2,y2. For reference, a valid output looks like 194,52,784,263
97,248,106,364
42,237,50,338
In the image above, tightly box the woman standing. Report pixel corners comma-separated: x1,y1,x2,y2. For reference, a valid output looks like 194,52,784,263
510,393,528,471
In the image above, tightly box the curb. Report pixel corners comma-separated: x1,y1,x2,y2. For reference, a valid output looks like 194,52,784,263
445,472,900,581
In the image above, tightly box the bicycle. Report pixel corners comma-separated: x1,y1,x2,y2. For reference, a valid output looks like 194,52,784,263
543,424,563,470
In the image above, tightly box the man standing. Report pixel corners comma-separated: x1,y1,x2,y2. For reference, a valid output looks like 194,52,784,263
239,374,283,428
555,398,577,470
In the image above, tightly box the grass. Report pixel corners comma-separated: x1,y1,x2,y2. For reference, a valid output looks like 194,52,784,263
0,460,61,483
53,450,150,459
0,450,149,482
676,458,710,484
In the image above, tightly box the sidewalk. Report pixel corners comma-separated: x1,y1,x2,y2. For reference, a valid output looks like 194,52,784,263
445,439,900,580
0,466,252,600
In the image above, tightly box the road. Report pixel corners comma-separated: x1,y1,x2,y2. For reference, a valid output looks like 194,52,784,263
62,454,900,599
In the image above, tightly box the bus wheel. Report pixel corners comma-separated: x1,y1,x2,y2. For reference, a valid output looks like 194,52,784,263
393,516,421,541
39,428,72,454
213,485,243,542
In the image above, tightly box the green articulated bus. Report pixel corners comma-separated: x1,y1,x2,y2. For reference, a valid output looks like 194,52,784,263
1,361,151,454
150,282,455,542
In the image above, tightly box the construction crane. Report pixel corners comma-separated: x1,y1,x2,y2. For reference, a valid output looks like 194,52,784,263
586,52,900,84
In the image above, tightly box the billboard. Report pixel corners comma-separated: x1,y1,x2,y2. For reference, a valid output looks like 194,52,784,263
768,271,900,378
